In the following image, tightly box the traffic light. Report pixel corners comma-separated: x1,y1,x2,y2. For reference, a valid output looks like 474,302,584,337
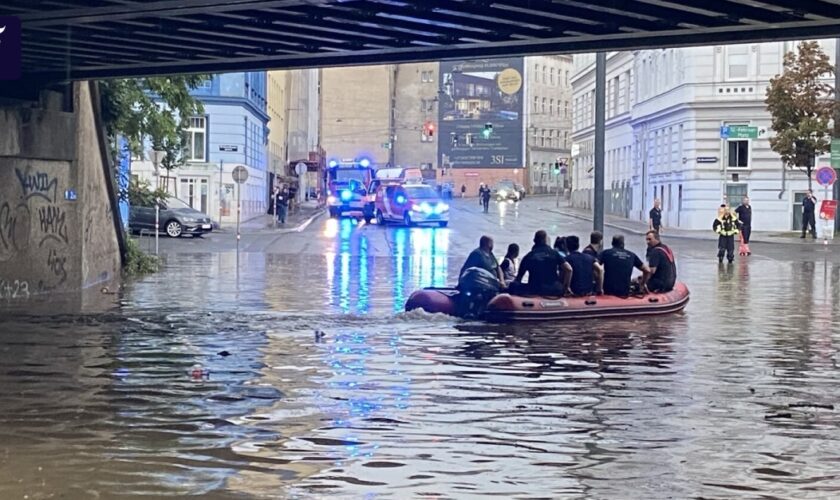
482,122,493,139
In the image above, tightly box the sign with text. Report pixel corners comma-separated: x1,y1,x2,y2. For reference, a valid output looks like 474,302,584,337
720,125,759,139
219,145,239,152
819,199,837,221
438,58,524,168
815,166,837,187
0,17,22,80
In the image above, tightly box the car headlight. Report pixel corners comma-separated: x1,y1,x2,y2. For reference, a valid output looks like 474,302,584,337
411,204,422,212
499,190,507,196
327,196,337,204
436,203,449,213
181,217,196,223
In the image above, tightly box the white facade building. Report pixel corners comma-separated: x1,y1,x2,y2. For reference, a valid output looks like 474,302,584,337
571,41,837,232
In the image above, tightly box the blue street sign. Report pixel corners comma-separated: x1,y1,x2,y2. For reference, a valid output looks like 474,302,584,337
720,126,730,139
64,189,77,201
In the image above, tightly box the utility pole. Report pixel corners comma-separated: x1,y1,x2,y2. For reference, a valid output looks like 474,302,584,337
593,52,606,234
834,38,840,232
388,64,398,168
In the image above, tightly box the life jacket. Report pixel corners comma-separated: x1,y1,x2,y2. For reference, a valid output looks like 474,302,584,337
714,214,739,236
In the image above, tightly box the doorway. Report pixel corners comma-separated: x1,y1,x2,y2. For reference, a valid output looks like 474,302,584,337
180,177,209,213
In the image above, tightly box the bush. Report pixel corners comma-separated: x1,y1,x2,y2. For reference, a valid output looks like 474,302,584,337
124,236,160,276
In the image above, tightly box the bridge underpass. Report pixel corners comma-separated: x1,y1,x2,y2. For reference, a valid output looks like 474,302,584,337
2,0,840,297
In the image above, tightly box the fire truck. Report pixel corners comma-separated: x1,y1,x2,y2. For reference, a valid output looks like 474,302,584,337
324,158,376,221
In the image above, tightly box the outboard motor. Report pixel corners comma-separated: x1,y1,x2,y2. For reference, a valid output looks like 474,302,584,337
456,267,501,319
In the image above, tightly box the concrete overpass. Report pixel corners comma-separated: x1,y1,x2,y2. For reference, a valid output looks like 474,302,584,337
6,0,840,82
2,1,840,301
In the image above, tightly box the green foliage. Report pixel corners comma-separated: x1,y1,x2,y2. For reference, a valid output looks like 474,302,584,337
765,41,838,178
99,75,208,161
128,177,169,207
123,237,160,276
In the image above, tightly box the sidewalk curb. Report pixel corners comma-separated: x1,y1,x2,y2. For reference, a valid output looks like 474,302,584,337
540,207,833,246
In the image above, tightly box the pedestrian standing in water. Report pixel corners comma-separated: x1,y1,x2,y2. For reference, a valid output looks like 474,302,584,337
713,203,740,263
481,185,491,213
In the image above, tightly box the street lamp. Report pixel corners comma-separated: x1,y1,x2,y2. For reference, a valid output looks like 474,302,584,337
149,149,166,256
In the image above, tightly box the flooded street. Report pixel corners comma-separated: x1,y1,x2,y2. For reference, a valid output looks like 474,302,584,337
2,198,840,499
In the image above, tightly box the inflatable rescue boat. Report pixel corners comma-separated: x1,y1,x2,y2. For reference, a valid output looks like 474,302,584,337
405,282,689,322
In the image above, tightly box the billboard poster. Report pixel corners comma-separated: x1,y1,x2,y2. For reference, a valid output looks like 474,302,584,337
438,58,524,169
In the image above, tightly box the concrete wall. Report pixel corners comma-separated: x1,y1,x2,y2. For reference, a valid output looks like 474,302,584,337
0,82,121,304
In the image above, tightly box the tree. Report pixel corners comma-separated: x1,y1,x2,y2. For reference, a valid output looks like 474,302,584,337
99,75,208,170
766,41,838,188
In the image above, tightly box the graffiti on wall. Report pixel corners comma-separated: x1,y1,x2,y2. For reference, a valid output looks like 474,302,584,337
1,164,71,298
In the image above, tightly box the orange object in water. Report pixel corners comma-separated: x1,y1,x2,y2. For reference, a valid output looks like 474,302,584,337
738,233,751,256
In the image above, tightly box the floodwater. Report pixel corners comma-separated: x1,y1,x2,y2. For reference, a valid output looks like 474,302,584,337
2,222,840,499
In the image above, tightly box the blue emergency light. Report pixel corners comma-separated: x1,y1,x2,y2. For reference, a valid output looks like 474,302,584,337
329,159,339,168
358,158,371,168
340,190,353,202
396,195,406,204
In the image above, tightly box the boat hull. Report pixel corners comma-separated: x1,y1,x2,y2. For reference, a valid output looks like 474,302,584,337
405,282,690,322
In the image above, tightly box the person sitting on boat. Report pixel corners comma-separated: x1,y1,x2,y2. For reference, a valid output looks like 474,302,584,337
583,231,603,258
565,235,604,296
459,235,505,286
500,243,520,284
509,230,572,296
599,235,650,297
553,236,568,258
642,230,676,293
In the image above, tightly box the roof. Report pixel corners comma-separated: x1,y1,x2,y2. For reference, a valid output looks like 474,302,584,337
8,0,840,81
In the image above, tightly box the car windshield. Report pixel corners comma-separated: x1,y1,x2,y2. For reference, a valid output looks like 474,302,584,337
496,182,514,189
334,169,367,183
164,197,192,210
404,186,437,199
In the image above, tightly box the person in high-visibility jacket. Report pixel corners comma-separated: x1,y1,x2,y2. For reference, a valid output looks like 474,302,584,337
713,203,742,263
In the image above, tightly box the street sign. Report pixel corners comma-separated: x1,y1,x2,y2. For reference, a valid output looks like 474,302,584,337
571,144,580,157
696,156,718,163
232,165,249,184
820,200,837,220
720,125,759,139
219,145,238,152
381,142,392,149
831,138,840,168
815,166,837,186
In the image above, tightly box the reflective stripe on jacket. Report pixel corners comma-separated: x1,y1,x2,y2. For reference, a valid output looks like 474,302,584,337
713,215,740,236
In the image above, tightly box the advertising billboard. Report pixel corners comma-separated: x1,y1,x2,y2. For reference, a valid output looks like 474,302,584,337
438,58,524,169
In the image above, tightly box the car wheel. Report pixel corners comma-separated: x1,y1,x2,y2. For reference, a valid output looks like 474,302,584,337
404,212,413,227
376,210,385,225
438,221,448,228
165,220,183,238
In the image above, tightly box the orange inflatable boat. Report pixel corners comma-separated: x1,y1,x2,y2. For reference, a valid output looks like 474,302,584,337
405,282,689,322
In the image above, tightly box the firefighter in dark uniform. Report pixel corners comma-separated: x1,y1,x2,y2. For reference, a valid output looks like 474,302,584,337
713,204,741,263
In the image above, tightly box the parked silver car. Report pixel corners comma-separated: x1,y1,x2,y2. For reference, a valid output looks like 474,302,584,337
129,196,213,238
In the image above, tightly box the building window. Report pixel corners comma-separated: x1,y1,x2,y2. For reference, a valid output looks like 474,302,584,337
541,97,546,114
550,68,555,85
185,116,206,162
421,70,434,83
727,140,749,168
549,98,555,115
542,66,548,84
727,45,749,79
725,183,748,205
534,96,539,113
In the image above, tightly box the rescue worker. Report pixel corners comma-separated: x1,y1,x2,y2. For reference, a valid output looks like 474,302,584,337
713,203,741,263
600,235,650,297
459,235,504,285
642,230,676,292
510,230,572,296
565,235,604,296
